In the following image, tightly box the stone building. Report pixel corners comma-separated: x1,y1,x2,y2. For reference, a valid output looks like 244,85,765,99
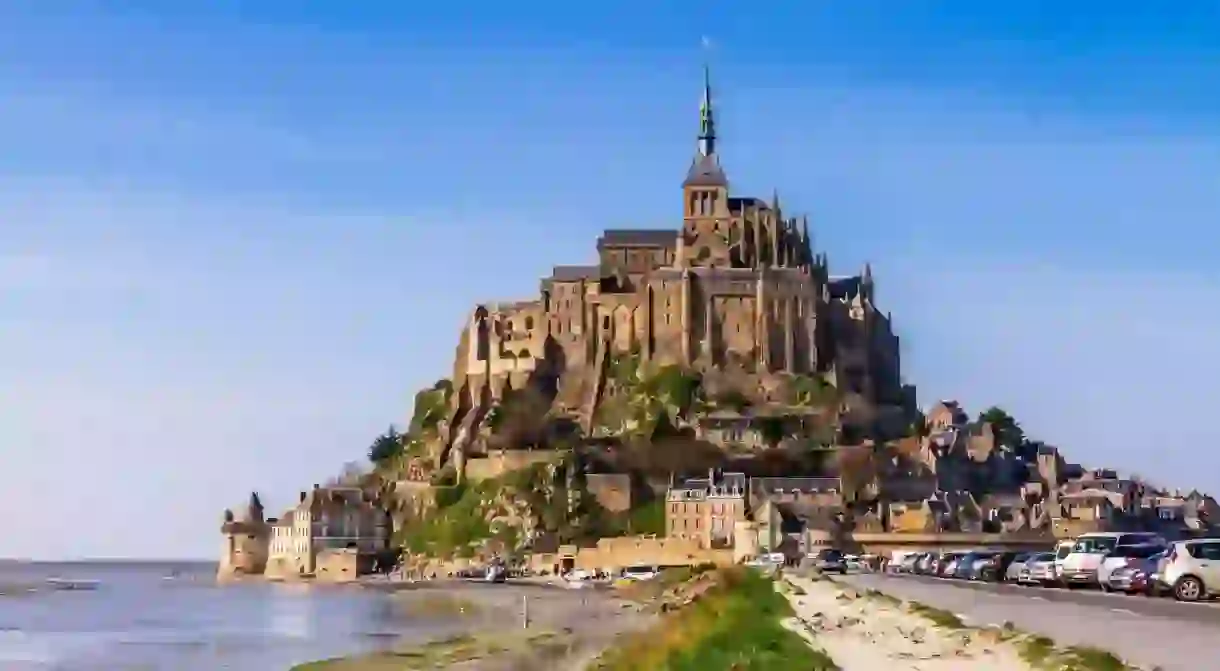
665,469,748,549
218,492,270,580
264,484,389,581
442,66,907,454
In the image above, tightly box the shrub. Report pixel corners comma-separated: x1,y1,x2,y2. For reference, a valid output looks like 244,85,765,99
596,567,837,670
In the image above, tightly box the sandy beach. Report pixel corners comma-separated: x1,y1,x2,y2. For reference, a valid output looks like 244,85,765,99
294,580,652,670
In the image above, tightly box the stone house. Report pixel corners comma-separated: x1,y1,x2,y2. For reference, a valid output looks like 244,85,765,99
747,476,842,510
1053,489,1122,536
665,470,747,549
265,485,389,581
925,400,969,432
695,409,827,451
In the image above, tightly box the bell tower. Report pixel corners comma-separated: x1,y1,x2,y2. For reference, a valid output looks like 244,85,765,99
682,64,728,223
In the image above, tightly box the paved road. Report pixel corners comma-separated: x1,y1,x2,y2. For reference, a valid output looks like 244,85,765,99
841,572,1218,671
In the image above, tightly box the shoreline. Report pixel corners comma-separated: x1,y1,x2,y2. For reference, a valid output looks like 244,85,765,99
290,580,652,670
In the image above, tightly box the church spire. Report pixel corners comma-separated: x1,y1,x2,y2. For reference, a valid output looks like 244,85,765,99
683,60,727,188
697,62,716,156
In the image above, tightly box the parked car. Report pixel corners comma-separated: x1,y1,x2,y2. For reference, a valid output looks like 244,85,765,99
940,552,967,578
1107,550,1165,595
1130,551,1167,596
949,552,975,579
1024,552,1058,586
1098,544,1164,591
1160,538,1220,602
813,549,848,574
1051,540,1075,582
999,552,1032,583
914,552,936,575
967,551,1003,580
952,551,988,580
1059,533,1166,588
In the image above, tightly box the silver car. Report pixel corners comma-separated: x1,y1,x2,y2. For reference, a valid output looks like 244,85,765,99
1004,553,1033,582
1022,552,1057,585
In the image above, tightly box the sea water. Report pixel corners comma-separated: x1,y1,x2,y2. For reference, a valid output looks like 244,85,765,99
0,561,443,670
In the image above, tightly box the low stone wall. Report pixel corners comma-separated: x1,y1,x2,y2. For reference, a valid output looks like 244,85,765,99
464,450,557,482
524,535,734,574
264,553,309,580
316,548,375,583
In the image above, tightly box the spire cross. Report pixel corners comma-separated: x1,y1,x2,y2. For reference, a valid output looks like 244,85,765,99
698,37,716,156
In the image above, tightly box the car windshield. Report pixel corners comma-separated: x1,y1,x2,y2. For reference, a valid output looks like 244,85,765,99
818,550,842,560
1055,545,1074,559
1073,537,1117,554
1109,544,1163,559
1033,553,1055,562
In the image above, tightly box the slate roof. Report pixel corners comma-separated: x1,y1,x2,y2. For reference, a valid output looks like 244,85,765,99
827,276,863,299
597,229,676,248
750,477,842,496
683,153,728,186
549,265,601,282
728,197,768,212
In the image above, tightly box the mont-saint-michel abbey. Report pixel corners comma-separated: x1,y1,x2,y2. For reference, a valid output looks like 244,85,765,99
454,67,907,445
221,66,1217,592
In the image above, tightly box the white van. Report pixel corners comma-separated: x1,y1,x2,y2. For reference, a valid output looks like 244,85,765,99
1052,540,1075,581
622,565,659,581
1058,532,1166,587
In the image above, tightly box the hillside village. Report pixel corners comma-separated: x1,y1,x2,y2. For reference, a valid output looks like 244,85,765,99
218,69,1219,583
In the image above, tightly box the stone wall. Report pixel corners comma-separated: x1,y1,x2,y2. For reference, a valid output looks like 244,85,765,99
315,548,373,583
576,535,734,571
887,502,933,533
464,450,556,482
264,554,309,580
217,525,269,581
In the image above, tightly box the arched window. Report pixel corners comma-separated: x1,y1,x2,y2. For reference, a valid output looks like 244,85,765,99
524,316,534,330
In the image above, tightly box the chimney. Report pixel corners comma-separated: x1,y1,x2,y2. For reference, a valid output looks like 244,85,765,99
299,491,307,503
313,483,320,490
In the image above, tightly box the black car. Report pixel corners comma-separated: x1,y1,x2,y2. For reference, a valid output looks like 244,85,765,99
813,549,848,574
980,551,1026,582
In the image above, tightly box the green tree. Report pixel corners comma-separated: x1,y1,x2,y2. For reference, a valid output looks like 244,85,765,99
756,416,788,448
368,426,405,464
978,406,1026,450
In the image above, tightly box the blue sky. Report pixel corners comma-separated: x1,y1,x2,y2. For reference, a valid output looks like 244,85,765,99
2,2,1218,559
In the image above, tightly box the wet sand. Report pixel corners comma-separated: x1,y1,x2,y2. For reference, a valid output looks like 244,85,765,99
294,580,652,670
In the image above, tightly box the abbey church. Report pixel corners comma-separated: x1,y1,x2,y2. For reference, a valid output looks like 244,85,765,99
450,67,909,435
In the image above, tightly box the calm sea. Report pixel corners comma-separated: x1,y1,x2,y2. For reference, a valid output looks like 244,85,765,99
0,561,453,671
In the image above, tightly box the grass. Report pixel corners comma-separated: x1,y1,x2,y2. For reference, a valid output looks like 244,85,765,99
862,588,900,606
1016,635,1134,671
906,601,966,629
289,631,576,670
595,567,839,670
1017,634,1058,667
